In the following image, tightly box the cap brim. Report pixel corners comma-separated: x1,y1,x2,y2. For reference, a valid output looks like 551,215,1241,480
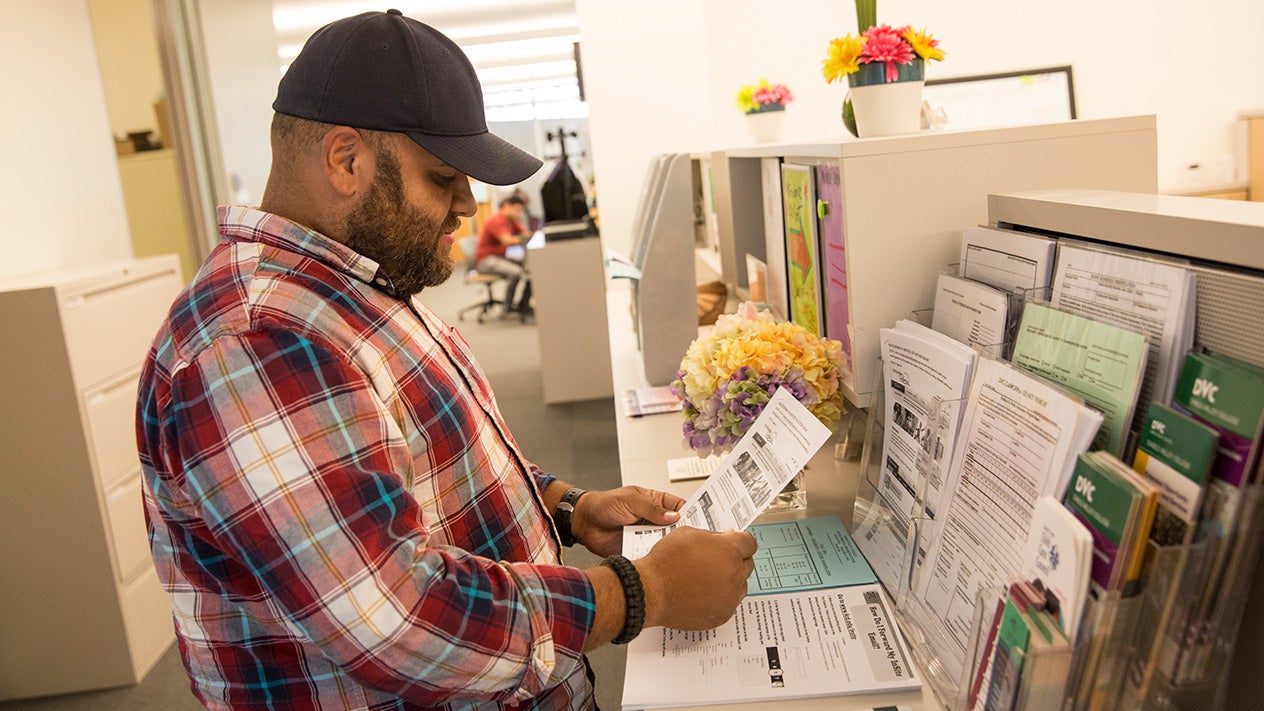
405,130,542,186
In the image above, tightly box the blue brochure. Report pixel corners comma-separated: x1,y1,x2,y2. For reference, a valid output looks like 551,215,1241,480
746,515,877,595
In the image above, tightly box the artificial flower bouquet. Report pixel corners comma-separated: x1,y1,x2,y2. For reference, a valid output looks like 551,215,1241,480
822,24,943,85
735,78,795,114
670,302,847,457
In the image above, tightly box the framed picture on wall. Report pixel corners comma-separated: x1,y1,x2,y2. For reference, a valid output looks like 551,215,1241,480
780,163,822,336
923,65,1076,132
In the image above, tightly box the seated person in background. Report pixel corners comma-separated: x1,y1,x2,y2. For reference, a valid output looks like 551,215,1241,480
476,195,533,314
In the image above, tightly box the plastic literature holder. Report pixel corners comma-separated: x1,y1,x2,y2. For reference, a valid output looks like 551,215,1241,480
853,356,974,708
961,584,1084,711
929,263,1025,361
1112,536,1214,708
1138,483,1264,709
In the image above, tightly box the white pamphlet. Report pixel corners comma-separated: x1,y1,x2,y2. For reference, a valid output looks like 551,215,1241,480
959,226,1057,293
1051,240,1195,420
622,388,832,559
931,271,1014,353
1020,496,1093,642
623,386,683,418
621,584,921,709
862,320,976,585
914,357,1102,678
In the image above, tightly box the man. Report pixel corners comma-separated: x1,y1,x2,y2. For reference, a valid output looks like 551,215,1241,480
476,195,533,314
136,10,755,711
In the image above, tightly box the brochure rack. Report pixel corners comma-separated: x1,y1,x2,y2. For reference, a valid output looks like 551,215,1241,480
852,302,1264,710
854,360,972,707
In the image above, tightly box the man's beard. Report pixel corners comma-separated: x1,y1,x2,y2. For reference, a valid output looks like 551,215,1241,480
342,147,458,299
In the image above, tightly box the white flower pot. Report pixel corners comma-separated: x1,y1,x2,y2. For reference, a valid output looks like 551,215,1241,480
745,108,785,144
849,79,924,138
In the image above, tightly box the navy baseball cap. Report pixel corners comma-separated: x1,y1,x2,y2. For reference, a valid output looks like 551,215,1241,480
273,9,542,185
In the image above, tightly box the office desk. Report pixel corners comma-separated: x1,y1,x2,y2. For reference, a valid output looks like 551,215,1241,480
604,279,944,711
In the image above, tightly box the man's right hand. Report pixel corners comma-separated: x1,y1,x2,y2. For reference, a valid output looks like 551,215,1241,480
636,527,757,631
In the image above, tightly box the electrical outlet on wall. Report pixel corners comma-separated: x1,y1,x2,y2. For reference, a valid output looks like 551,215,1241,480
1179,155,1238,189
1179,162,1207,188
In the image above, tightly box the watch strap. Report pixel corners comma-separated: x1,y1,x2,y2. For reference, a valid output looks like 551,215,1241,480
554,487,587,547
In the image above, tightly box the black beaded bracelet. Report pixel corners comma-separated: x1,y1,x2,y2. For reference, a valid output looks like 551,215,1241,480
602,555,645,645
554,487,587,547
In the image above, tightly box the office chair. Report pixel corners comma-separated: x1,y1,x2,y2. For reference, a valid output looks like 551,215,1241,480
454,235,509,324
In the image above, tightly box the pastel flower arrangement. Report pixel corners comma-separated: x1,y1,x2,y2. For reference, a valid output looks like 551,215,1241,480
670,302,847,456
822,24,944,84
735,78,795,114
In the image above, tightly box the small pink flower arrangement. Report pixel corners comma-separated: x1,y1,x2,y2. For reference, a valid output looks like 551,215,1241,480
736,78,795,114
822,24,943,85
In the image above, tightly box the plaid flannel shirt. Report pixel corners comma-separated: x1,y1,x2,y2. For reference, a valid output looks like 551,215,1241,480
137,206,596,710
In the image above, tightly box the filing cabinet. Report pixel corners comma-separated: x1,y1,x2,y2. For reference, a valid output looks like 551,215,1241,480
0,255,182,699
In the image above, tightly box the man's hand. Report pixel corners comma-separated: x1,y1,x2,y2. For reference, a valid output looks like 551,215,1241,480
571,486,684,557
637,527,757,630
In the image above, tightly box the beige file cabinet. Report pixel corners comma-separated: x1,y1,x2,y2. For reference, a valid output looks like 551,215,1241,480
0,255,182,699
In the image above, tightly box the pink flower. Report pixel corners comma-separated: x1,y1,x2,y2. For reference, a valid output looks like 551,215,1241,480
861,24,915,82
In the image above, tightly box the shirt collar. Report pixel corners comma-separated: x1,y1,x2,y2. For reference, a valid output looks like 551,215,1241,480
216,205,403,297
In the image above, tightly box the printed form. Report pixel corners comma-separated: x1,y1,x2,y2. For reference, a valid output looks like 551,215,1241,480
623,388,832,558
914,358,1101,679
1051,241,1195,417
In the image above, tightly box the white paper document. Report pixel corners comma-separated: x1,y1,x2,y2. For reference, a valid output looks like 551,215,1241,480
623,386,683,418
1020,496,1093,642
623,388,832,558
931,271,1014,353
914,358,1102,676
1051,241,1195,421
866,320,977,581
621,584,921,709
959,226,1057,293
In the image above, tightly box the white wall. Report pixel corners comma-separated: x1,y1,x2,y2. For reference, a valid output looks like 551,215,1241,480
579,0,1264,256
0,0,133,282
576,0,714,257
199,0,281,205
86,0,167,139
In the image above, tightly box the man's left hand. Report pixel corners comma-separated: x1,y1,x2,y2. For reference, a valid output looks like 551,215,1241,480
572,486,684,557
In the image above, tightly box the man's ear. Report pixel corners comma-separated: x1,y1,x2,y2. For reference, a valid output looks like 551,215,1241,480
320,126,372,197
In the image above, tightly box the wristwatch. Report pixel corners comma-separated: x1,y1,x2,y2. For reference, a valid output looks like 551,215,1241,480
554,487,587,547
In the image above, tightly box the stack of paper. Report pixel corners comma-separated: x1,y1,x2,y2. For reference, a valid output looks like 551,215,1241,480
959,226,1057,294
1060,452,1160,702
1126,401,1220,699
1133,402,1220,547
1010,302,1149,458
622,386,683,418
1062,452,1160,596
1020,497,1093,643
1050,241,1196,435
1165,350,1264,682
930,271,1016,355
914,357,1102,679
970,581,1074,711
618,392,923,708
860,319,977,588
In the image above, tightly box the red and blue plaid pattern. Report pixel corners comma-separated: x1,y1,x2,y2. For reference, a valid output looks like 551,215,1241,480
137,206,595,710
